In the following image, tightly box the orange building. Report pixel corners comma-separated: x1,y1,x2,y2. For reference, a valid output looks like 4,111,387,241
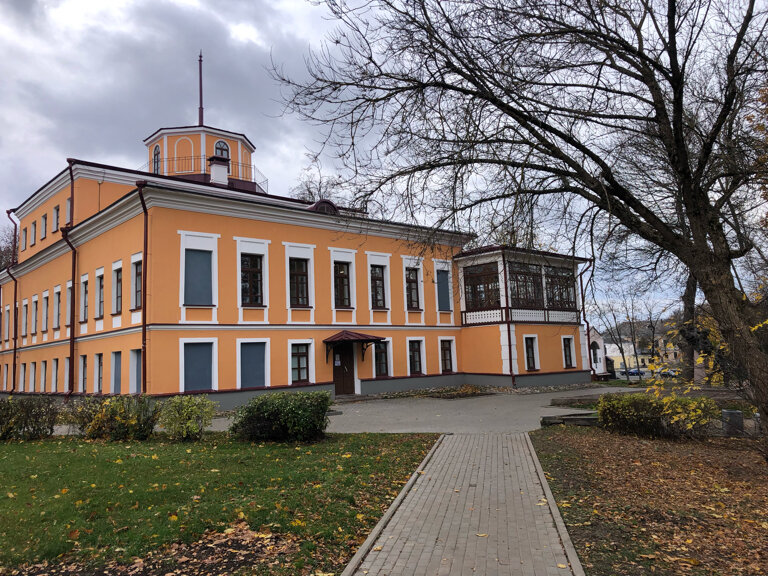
0,119,592,407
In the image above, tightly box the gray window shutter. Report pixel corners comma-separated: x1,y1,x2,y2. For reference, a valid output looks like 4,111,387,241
184,249,213,305
184,342,213,391
437,270,451,311
241,342,266,388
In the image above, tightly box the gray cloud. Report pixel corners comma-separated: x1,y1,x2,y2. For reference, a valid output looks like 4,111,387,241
0,0,335,208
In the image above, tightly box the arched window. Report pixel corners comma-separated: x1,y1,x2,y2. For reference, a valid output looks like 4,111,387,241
214,140,230,159
153,145,161,175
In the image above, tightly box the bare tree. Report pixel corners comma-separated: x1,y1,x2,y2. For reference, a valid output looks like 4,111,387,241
592,297,632,382
278,0,768,453
0,225,16,271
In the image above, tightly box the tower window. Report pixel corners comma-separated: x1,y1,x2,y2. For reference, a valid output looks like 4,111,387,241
153,145,161,175
214,140,230,159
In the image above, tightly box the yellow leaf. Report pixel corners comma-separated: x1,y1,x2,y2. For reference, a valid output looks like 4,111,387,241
169,514,178,522
6,492,15,499
61,488,69,494
237,511,246,520
476,533,488,537
356,513,365,520
557,563,568,569
342,453,352,458
373,546,383,551
152,454,159,460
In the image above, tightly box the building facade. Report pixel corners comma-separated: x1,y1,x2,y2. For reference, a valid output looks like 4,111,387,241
0,121,593,406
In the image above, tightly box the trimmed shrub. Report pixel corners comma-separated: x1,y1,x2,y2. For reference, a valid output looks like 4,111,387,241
65,397,107,435
68,396,159,441
230,391,332,442
598,393,719,438
0,396,60,440
159,395,217,441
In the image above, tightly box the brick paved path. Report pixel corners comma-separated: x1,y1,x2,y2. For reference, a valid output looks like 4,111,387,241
344,433,583,576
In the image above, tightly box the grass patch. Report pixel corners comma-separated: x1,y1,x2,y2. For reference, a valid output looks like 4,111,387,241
0,432,437,574
530,426,768,575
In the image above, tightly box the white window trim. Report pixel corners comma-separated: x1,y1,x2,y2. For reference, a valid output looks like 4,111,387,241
178,338,219,393
40,214,47,240
30,221,36,246
3,305,9,342
52,358,59,393
19,363,26,392
236,338,271,389
111,260,123,328
561,335,577,369
53,285,61,334
402,255,425,325
372,337,394,379
3,364,8,391
29,362,36,393
130,252,143,325
41,360,47,393
438,336,458,373
329,247,357,324
178,231,220,324
433,258,455,324
21,228,27,251
79,273,89,330
129,349,141,394
288,338,315,384
235,237,271,324
64,357,70,391
21,299,28,339
110,352,121,394
283,242,316,325
94,353,103,394
53,205,60,232
366,251,391,325
523,334,541,371
31,295,38,336
79,355,87,393
42,290,49,333
405,336,427,376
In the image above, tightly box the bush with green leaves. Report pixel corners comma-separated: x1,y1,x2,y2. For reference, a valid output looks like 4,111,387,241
158,395,217,441
68,395,159,441
0,396,60,440
598,392,719,438
230,391,332,442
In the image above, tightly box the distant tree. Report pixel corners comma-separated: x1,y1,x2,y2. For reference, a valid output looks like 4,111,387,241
291,158,345,204
0,225,16,270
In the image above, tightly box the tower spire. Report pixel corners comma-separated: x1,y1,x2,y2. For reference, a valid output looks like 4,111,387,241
198,50,204,126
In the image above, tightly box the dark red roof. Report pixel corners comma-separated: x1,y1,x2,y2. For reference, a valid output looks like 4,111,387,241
323,330,385,344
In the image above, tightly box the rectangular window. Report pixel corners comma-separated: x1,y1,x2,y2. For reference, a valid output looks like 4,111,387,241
405,267,420,310
65,283,72,326
21,228,26,251
563,337,574,369
4,364,8,391
441,340,454,373
240,342,267,388
291,343,309,383
436,269,451,311
334,261,351,308
42,294,49,332
52,358,59,392
53,290,61,330
113,267,123,314
409,340,422,375
183,342,214,391
111,352,121,394
545,266,577,310
2,308,7,341
41,215,47,240
132,261,142,309
31,299,37,334
80,279,88,322
508,262,544,309
53,205,60,232
95,353,103,393
96,274,104,318
30,222,36,246
19,363,26,392
66,197,71,224
525,337,538,371
371,265,386,309
463,263,500,311
375,341,389,377
21,302,27,336
29,362,36,392
41,360,47,392
64,357,70,390
289,258,309,307
184,249,213,306
79,355,87,392
130,349,141,394
240,253,263,306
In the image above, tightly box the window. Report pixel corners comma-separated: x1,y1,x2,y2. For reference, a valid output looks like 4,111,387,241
52,358,59,392
241,253,263,306
508,262,544,308
184,249,213,306
80,278,89,322
42,293,49,331
132,261,142,309
441,340,454,373
79,355,87,393
65,282,72,326
239,341,267,388
153,145,161,175
53,205,60,232
130,349,141,394
371,265,386,309
41,360,47,392
29,362,36,393
463,263,500,311
30,222,36,246
65,357,70,391
375,341,389,377
96,274,104,318
591,341,600,365
19,363,26,392
525,336,538,371
545,266,577,310
405,267,420,310
31,299,37,333
334,261,351,308
95,353,103,393
289,258,309,307
21,302,27,337
111,352,121,394
21,228,27,251
53,289,61,330
408,340,423,375
41,215,47,240
563,337,574,368
3,307,8,341
436,269,451,311
66,197,71,224
291,343,309,383
112,266,122,314
182,341,215,392
214,140,230,159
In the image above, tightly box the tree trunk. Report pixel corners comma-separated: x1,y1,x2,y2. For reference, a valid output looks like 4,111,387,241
680,274,697,382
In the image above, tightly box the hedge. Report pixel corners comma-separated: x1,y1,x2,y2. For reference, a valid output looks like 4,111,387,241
230,391,332,442
0,396,60,440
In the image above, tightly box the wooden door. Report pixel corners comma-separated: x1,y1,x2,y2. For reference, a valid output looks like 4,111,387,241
333,343,355,395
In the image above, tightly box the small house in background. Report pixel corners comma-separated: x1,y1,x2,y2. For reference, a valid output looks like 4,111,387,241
587,327,607,377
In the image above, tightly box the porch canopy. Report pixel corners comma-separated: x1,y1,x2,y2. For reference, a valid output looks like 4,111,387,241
323,330,385,361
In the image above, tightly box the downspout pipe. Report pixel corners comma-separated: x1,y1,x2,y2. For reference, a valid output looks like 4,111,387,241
61,227,77,397
136,181,149,395
5,210,18,392
500,250,516,387
578,259,595,376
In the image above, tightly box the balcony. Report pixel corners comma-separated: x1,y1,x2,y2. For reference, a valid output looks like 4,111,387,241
139,156,269,194
461,306,580,326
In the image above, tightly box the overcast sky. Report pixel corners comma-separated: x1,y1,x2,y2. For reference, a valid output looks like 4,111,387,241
0,0,336,209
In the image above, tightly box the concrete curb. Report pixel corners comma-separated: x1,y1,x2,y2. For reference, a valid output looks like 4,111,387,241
340,433,447,576
525,432,586,576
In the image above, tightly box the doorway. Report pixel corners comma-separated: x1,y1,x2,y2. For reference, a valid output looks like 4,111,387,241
333,343,355,395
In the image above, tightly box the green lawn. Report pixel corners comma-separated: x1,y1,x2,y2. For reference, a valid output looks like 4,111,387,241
0,433,437,573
